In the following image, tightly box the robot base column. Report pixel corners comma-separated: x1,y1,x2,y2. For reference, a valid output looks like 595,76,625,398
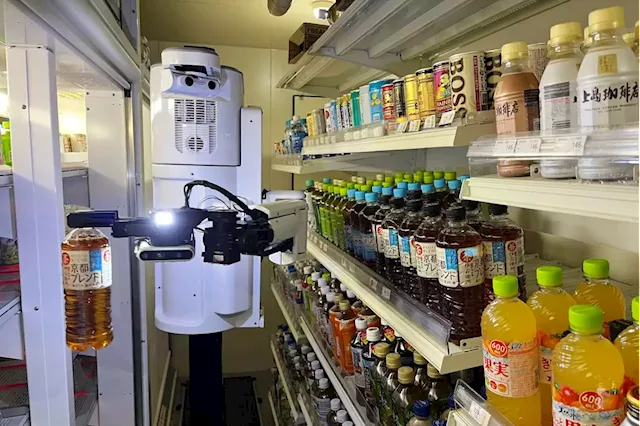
189,333,223,425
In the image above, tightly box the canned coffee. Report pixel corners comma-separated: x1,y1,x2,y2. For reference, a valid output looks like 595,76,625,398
484,49,502,110
393,79,407,121
449,51,487,115
404,74,420,120
416,68,436,118
434,61,452,115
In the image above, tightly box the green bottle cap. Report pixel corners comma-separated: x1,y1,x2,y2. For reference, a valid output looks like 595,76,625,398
373,180,382,187
333,186,340,194
492,275,519,298
569,305,603,334
327,185,334,192
434,171,444,179
323,177,332,184
403,173,412,180
382,182,393,188
354,184,361,191
394,178,402,184
445,171,457,180
536,266,563,288
583,258,609,279
322,184,328,191
424,171,434,177
305,179,314,186
395,173,404,179
361,184,372,193
366,180,374,186
632,297,639,321
340,188,348,196
2,121,9,130
346,183,355,189
322,273,331,280
423,175,434,184
385,176,394,183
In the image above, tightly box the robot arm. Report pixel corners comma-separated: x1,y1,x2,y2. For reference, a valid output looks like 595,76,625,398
66,180,307,265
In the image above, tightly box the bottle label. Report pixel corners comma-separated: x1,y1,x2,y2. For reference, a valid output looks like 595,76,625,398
291,131,305,153
540,346,553,384
410,236,417,267
345,224,353,251
352,229,362,257
552,386,624,426
361,232,377,262
362,357,376,400
483,338,539,398
482,237,524,279
313,394,332,426
400,235,412,267
541,81,577,130
415,241,438,278
305,192,317,231
374,224,386,253
495,88,540,134
351,345,365,388
436,245,483,287
384,228,400,259
578,77,639,127
62,248,112,290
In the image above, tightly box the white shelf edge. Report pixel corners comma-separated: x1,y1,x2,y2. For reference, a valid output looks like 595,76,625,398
461,175,639,223
271,153,389,174
0,163,88,187
448,409,478,426
298,317,368,426
302,123,495,155
270,341,299,419
307,233,483,374
268,391,281,426
271,284,302,341
297,393,315,426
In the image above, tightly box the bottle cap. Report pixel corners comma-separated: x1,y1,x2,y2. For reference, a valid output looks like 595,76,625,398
423,175,434,184
288,349,298,358
293,355,301,363
318,278,328,287
336,410,348,422
339,300,351,311
433,178,446,189
344,422,354,426
398,366,414,384
397,182,408,190
355,191,365,201
330,398,341,411
432,171,443,179
386,353,401,368
319,378,330,389
492,275,519,298
569,305,603,334
488,203,508,215
308,353,317,363
385,176,394,183
588,6,625,33
374,342,390,358
305,179,314,186
550,21,582,45
626,386,639,411
459,174,470,182
292,115,299,121
376,174,385,181
326,292,335,302
632,296,639,322
314,369,325,380
366,327,381,342
327,185,334,193
340,283,347,292
444,205,466,220
365,192,378,203
382,187,393,196
447,179,462,190
334,186,340,194
408,182,420,191
421,184,434,194
583,258,609,279
351,176,358,183
444,171,457,180
462,200,479,212
295,362,303,370
321,286,330,295
334,293,344,302
346,182,355,189
361,184,372,193
395,172,404,179
346,290,356,298
372,185,383,194
427,364,442,378
413,400,431,418
536,266,563,288
355,318,367,330
413,352,428,365
339,187,347,196
623,32,635,46
347,189,356,199
501,41,528,61
393,188,407,198
357,177,365,184
381,318,389,326
303,266,312,274
311,272,321,281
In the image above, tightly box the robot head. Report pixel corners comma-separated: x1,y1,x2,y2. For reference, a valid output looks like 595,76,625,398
161,46,226,99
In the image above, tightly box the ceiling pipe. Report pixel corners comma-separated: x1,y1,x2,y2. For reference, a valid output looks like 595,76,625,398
267,0,293,16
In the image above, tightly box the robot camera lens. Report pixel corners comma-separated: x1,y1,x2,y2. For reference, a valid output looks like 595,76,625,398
208,81,216,90
185,76,194,87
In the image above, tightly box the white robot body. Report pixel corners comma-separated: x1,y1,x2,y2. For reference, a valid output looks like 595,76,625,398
150,47,263,334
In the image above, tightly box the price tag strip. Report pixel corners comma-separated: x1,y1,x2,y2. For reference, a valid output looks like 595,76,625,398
555,135,587,155
492,139,517,155
438,110,455,126
408,119,422,132
514,137,542,154
423,115,437,129
468,401,491,426
395,121,409,134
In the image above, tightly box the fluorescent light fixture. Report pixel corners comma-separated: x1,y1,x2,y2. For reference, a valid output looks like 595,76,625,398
312,0,332,19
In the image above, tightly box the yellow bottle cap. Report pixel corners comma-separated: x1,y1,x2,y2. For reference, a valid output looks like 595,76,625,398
423,171,434,177
346,183,355,189
423,175,434,184
588,6,625,33
584,26,593,47
386,353,401,369
427,364,441,378
334,293,344,302
623,32,635,47
385,176,394,183
492,275,519,298
338,300,351,311
569,305,603,334
433,171,444,179
549,21,582,45
398,366,414,384
444,171,457,181
340,188,348,196
374,342,390,358
536,266,563,288
583,258,609,279
501,41,529,61
366,180,374,186
632,296,639,322
413,352,428,366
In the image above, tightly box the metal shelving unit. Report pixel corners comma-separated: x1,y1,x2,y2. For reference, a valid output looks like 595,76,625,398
268,391,281,426
297,393,315,426
271,152,392,174
270,341,300,420
271,284,302,341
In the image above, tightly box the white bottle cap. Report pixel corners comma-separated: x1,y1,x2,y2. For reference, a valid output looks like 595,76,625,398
355,318,367,331
330,398,341,411
321,286,330,295
318,278,328,287
307,353,317,363
301,345,311,355
319,378,330,389
340,283,347,292
326,292,335,302
315,369,325,380
311,360,321,370
293,356,301,363
337,410,349,422
288,344,297,352
311,272,321,281
303,266,312,274
346,290,356,298
292,115,300,121
344,422,354,426
295,362,302,370
366,327,381,342
289,350,298,358
296,283,303,291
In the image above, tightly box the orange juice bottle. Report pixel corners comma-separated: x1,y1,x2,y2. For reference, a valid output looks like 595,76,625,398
552,305,625,425
526,266,576,425
481,275,541,425
615,296,639,394
337,300,357,374
574,259,626,323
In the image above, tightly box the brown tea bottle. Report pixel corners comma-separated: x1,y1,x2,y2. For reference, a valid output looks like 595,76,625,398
382,188,407,288
414,203,444,312
372,187,393,277
399,199,424,298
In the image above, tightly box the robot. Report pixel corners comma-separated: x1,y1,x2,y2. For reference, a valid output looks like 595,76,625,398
67,46,307,424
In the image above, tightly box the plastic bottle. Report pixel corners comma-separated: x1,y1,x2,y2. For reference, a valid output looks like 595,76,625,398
290,115,307,154
574,258,626,322
329,295,344,361
526,266,576,424
314,377,337,426
336,300,357,374
372,187,393,277
380,353,402,426
436,205,484,344
398,199,424,298
392,367,426,426
406,400,433,426
481,276,541,425
331,187,347,250
319,181,333,240
441,179,462,213
326,398,342,426
373,343,392,422
362,329,384,406
335,410,349,425
412,352,430,390
302,266,314,311
539,22,584,179
391,331,414,367
407,182,422,201
621,387,639,426
1,121,11,166
315,284,330,333
480,204,526,306
349,191,367,260
360,192,380,269
350,318,368,405
578,6,639,128
307,271,322,319
307,360,322,390
312,183,325,232
433,179,447,204
62,227,113,351
462,200,483,232
425,365,452,418
321,292,336,344
311,368,326,395
381,318,395,345
414,202,444,311
343,189,357,255
615,297,639,391
305,179,319,232
553,305,625,425
382,188,407,288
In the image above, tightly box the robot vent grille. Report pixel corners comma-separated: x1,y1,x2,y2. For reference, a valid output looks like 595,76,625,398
173,99,217,154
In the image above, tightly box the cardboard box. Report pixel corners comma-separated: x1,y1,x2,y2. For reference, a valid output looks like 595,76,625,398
288,23,329,64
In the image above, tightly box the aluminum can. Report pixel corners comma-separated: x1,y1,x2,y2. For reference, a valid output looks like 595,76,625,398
392,79,407,121
359,85,371,125
449,51,487,115
484,49,502,110
403,74,420,120
369,80,385,122
382,83,395,122
350,90,361,127
434,61,452,115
